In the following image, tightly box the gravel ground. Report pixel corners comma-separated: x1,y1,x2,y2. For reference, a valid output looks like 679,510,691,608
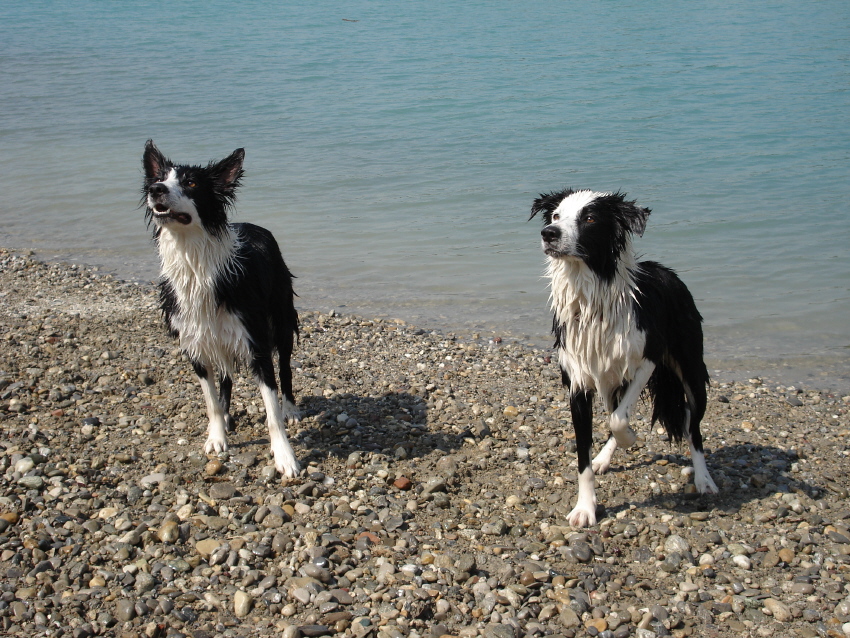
1,247,850,638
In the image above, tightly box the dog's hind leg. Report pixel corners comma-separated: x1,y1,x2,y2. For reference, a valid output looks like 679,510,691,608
194,362,228,454
253,355,300,478
276,325,300,423
219,373,236,433
683,380,718,494
568,388,599,527
593,360,654,474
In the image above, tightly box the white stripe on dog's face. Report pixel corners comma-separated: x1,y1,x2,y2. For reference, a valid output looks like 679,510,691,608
542,190,604,257
148,168,200,228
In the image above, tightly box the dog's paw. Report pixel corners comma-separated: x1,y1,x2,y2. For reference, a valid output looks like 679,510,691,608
592,455,612,475
567,504,598,528
274,454,300,479
204,436,228,455
281,401,301,424
224,414,237,433
591,438,617,474
695,472,719,495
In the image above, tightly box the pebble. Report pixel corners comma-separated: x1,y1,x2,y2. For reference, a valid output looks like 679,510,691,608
778,547,795,563
204,459,223,476
14,457,34,474
196,538,222,557
209,482,235,500
763,598,792,622
234,591,252,618
115,599,136,622
664,535,690,553
157,520,179,543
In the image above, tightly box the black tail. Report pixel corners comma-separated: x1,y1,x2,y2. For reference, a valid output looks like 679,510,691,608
647,360,709,447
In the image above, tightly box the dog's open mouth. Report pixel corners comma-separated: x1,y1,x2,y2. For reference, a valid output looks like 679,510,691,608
151,204,191,225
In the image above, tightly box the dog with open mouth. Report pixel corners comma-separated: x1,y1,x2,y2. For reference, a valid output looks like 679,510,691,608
142,140,301,477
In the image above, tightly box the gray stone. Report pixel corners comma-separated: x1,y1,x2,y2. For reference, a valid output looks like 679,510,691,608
114,599,136,622
664,534,690,554
209,482,236,500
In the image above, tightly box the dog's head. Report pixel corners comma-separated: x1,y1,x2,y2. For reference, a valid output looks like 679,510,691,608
142,140,244,237
530,189,650,280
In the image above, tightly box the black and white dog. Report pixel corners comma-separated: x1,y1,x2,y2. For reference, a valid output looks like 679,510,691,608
142,141,301,477
530,189,717,527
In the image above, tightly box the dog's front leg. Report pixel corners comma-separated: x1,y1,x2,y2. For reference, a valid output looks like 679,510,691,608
568,388,598,527
194,362,228,454
593,360,655,474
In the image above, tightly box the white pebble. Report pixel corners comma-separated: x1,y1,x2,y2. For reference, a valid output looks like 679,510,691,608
14,458,34,474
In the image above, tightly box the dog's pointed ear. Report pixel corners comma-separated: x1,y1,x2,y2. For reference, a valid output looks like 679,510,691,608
529,189,571,222
529,196,548,221
143,140,168,180
212,148,245,190
621,200,651,237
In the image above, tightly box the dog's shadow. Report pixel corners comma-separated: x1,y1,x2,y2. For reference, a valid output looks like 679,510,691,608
230,390,464,469
296,391,463,464
602,442,823,518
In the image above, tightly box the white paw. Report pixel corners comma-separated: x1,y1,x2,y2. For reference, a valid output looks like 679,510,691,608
567,504,597,528
275,454,300,479
282,402,301,424
204,435,228,455
592,455,612,475
695,472,719,494
612,426,636,448
592,438,617,474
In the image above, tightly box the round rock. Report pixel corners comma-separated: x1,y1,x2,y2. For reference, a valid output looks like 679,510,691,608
115,599,136,622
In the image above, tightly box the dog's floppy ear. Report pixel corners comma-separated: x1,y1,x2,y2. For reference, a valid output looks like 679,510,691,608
211,148,245,193
143,140,169,180
616,194,651,237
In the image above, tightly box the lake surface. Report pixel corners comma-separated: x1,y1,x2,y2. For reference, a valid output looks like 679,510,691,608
1,1,848,390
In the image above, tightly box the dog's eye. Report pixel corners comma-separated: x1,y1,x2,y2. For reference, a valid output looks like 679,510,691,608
552,213,560,221
584,214,595,224
186,180,197,189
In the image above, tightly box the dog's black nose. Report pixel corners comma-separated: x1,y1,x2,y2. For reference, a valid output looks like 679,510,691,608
542,225,561,242
148,182,168,196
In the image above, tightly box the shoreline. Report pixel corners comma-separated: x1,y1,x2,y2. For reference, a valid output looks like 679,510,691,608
3,245,849,395
1,247,850,638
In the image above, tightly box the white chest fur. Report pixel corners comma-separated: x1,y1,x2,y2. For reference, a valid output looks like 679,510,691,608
547,256,646,401
157,225,249,374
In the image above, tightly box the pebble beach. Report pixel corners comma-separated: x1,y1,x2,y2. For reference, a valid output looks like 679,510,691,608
1,247,849,638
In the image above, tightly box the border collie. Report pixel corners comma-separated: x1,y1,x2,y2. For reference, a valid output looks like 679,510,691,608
530,189,717,527
142,140,301,477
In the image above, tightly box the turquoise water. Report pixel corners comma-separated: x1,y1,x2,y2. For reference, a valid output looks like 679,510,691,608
1,1,849,388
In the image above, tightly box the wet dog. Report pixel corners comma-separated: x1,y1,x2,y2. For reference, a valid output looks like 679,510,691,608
142,141,301,477
531,189,717,526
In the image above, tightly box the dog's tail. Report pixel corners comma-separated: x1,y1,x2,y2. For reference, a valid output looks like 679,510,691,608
646,360,708,443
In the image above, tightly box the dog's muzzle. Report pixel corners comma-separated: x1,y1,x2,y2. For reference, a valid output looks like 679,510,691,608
542,225,561,243
148,183,191,225
541,225,563,255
